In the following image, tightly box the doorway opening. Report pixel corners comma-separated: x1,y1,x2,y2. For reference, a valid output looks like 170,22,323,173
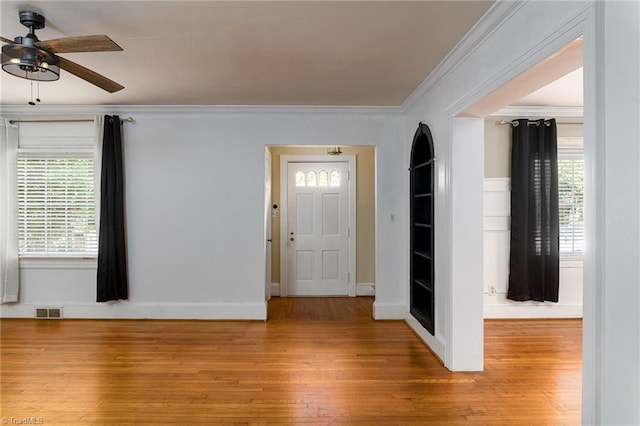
476,37,584,316
264,146,376,308
456,35,585,410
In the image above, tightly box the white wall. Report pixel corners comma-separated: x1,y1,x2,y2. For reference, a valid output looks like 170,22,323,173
589,2,640,423
483,178,583,318
0,107,406,320
449,117,484,370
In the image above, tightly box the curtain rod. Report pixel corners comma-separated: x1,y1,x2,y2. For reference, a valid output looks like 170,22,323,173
498,119,582,127
8,117,135,125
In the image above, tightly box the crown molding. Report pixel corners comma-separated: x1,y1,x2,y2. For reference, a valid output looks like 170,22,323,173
491,105,583,117
0,104,404,119
402,0,526,111
446,3,590,117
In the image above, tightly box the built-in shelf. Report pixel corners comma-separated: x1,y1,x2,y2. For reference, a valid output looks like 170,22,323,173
414,251,432,260
410,308,433,332
414,278,432,291
413,160,434,170
410,122,435,336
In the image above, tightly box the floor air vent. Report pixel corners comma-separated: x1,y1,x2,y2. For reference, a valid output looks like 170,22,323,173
35,308,63,319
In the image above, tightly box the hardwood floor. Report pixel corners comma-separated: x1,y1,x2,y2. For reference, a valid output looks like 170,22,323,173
1,297,581,425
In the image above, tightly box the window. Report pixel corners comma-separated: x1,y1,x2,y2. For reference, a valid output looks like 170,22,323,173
306,170,317,187
558,137,584,255
294,169,341,187
16,122,98,257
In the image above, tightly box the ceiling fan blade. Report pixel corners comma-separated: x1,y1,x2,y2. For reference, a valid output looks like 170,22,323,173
58,56,124,93
36,35,122,53
1,36,14,44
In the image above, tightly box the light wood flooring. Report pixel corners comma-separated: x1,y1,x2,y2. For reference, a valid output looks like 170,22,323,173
1,297,581,425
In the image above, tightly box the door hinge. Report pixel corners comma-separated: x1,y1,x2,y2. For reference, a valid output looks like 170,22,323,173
348,170,351,180
348,272,351,283
347,228,351,238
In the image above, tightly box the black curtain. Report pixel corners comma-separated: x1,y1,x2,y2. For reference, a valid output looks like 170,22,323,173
97,115,128,302
507,118,559,302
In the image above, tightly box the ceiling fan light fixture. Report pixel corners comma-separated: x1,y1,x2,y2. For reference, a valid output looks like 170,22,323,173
1,10,125,97
2,43,60,81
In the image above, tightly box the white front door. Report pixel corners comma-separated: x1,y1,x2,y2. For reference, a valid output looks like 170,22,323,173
287,162,349,296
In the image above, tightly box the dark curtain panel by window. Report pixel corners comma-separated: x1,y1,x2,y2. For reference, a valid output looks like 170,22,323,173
97,115,128,302
508,118,559,302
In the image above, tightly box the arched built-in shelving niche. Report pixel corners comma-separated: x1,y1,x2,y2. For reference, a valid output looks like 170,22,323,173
410,123,435,335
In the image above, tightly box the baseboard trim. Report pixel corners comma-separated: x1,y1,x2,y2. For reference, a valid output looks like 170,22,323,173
270,283,280,297
372,302,406,320
270,283,374,297
405,314,446,363
0,302,267,320
356,283,375,296
484,303,583,319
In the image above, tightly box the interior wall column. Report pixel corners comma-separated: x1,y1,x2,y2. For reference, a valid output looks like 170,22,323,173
447,117,484,371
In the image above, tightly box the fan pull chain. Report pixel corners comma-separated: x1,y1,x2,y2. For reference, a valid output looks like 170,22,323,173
29,80,35,106
36,66,41,103
27,70,42,105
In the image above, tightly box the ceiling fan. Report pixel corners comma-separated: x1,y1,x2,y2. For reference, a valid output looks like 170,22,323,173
1,10,124,99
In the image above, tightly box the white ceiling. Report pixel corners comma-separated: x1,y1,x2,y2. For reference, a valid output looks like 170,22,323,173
513,67,583,107
0,1,495,106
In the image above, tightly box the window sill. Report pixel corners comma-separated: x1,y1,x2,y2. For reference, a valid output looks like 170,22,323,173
19,257,97,270
560,255,583,268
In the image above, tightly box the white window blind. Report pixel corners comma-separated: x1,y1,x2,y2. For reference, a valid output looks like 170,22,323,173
17,121,98,257
558,137,584,255
18,155,98,255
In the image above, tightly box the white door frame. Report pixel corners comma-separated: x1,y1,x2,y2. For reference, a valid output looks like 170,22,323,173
264,147,272,301
280,154,356,297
